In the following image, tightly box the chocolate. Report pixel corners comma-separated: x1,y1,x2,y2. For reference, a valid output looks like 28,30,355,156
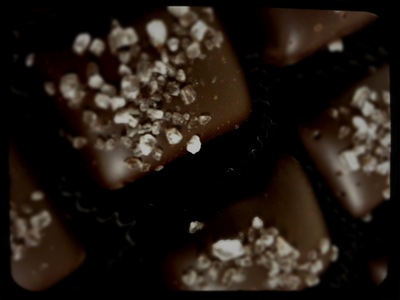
368,257,388,285
299,65,390,218
162,156,338,290
260,8,377,66
35,6,252,190
9,146,85,291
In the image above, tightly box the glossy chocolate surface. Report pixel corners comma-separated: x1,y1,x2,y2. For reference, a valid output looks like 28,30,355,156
36,7,252,190
260,8,377,66
162,156,337,290
9,146,85,291
299,65,390,218
368,257,388,285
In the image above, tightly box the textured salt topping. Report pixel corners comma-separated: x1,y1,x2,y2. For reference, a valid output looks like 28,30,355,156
165,127,183,144
108,23,139,54
54,7,223,170
72,136,88,149
180,216,338,290
30,191,45,202
167,6,190,18
252,216,264,229
88,74,104,89
189,221,205,234
180,85,196,105
332,86,390,201
10,202,52,261
73,33,91,55
327,39,344,52
25,53,35,67
186,135,201,154
89,38,106,56
212,239,245,262
146,20,168,48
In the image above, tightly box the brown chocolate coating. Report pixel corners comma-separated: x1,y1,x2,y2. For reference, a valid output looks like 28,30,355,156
368,256,387,285
299,65,390,218
260,8,377,66
36,7,252,190
162,156,337,290
9,147,85,291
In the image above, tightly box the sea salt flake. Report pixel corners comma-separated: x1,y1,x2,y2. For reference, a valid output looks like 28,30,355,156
305,273,320,287
338,125,351,139
101,84,117,97
25,53,35,67
72,136,88,149
319,238,331,255
153,60,167,75
327,39,344,52
352,86,371,108
138,134,156,156
113,108,140,128
30,210,52,230
179,10,198,28
167,6,190,18
276,236,294,257
30,191,44,202
186,41,201,59
137,60,152,83
121,75,140,100
180,85,196,105
339,150,360,171
44,82,56,96
186,135,201,154
167,37,180,52
152,147,163,161
252,216,264,229
105,138,115,151
89,38,106,56
189,221,204,234
330,245,339,262
383,187,390,200
88,74,104,89
167,81,180,96
361,101,375,117
108,25,138,54
73,33,91,55
182,268,198,286
211,239,244,262
196,254,211,270
118,64,132,76
59,73,80,100
94,93,111,109
147,109,164,120
376,161,390,175
176,69,186,82
352,116,369,134
124,157,142,169
165,127,183,145
110,97,126,111
199,114,212,125
146,20,167,48
82,110,97,126
190,20,208,42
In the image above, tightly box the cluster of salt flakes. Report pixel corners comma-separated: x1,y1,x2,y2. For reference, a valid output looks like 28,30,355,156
181,216,338,290
10,191,52,261
331,86,390,200
44,6,223,172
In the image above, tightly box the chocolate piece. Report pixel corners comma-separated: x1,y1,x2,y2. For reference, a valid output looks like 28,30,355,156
162,156,337,290
260,8,377,66
299,65,390,218
36,6,252,190
368,257,388,285
9,146,85,291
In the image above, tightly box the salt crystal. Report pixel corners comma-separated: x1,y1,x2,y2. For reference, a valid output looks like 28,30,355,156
212,239,244,262
186,135,201,154
146,20,167,48
73,33,91,55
